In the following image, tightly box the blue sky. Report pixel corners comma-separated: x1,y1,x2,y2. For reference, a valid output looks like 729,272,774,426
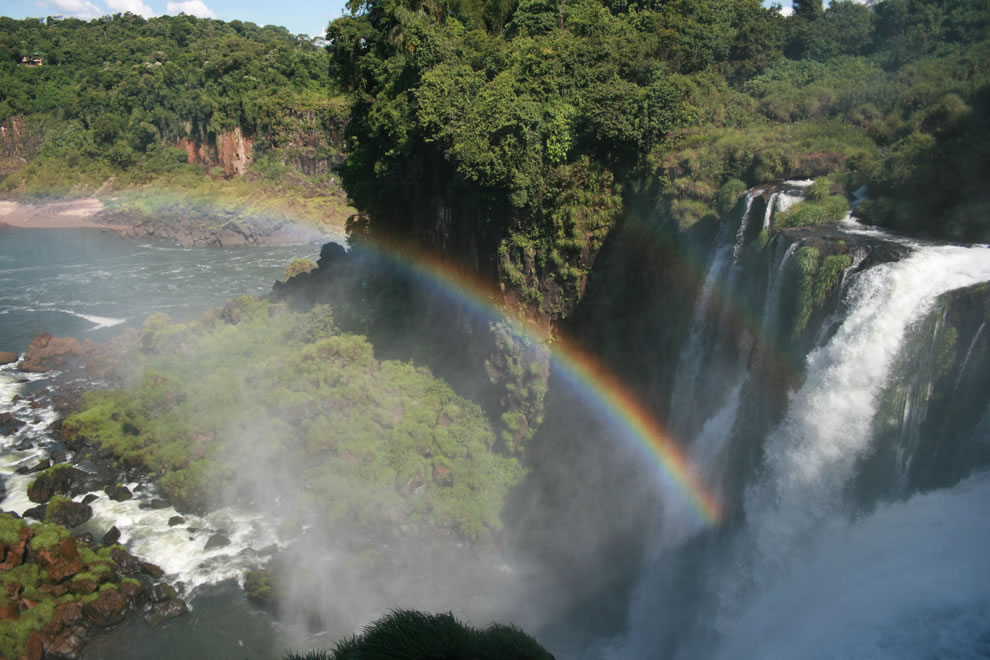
2,0,796,38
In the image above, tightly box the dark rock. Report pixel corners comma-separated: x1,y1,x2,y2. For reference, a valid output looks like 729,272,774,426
46,500,93,529
0,412,24,435
75,532,94,546
15,457,50,475
22,504,47,521
149,498,169,510
82,587,128,626
151,583,177,602
0,351,17,365
204,533,230,550
26,466,88,503
110,547,145,577
81,494,99,505
44,624,89,659
102,526,121,546
14,439,34,451
105,484,132,502
50,451,67,464
35,537,85,582
144,598,189,625
141,562,164,579
167,516,185,527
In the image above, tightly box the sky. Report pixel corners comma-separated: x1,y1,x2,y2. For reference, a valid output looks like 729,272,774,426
1,0,799,38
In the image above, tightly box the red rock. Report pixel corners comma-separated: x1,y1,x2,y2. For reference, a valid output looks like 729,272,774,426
35,537,85,582
0,527,33,570
43,624,88,658
0,351,17,365
18,333,94,373
0,601,19,619
24,630,43,660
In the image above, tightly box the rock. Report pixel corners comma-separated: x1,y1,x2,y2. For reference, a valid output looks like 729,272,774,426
204,533,230,550
167,516,185,527
68,577,100,595
50,450,67,464
75,532,94,546
15,439,34,450
0,411,24,434
24,630,43,660
26,466,88,503
109,547,143,577
42,625,88,659
151,583,177,602
149,498,169,510
46,500,93,528
22,504,47,521
82,587,128,626
141,562,164,579
81,493,99,505
105,484,132,502
35,536,85,582
102,526,121,546
0,526,33,569
144,598,189,626
18,333,94,373
0,351,17,365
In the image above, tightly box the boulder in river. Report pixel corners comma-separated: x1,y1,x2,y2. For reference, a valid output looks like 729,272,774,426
105,484,133,502
144,598,189,625
27,465,88,503
0,351,18,365
204,533,231,550
46,499,93,528
102,526,121,546
82,587,129,627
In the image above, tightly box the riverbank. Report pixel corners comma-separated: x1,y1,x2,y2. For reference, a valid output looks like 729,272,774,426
0,197,346,248
0,199,122,233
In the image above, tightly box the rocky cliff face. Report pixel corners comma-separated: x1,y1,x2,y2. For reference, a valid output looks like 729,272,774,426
0,117,43,175
177,127,254,178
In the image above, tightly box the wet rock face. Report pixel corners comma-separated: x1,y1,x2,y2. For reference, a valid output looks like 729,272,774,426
144,598,189,625
35,537,86,583
82,588,129,627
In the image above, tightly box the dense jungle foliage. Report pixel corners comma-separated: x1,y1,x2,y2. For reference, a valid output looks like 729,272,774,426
329,0,990,312
0,14,348,223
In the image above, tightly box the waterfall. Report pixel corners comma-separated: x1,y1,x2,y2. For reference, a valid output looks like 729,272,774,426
606,202,990,658
710,242,990,654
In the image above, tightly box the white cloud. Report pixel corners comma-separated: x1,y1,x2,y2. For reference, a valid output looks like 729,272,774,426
106,0,155,17
166,0,216,18
43,0,102,19
778,6,794,16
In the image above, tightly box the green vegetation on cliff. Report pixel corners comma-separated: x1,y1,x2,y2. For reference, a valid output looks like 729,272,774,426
328,0,989,318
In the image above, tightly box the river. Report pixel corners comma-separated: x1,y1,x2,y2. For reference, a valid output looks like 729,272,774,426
0,226,328,658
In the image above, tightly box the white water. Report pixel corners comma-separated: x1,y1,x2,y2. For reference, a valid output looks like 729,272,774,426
713,471,990,660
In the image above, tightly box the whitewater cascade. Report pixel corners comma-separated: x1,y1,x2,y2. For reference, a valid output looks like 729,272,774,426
607,188,990,658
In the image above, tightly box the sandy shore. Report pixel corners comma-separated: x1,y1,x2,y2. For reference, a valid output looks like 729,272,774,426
0,198,123,232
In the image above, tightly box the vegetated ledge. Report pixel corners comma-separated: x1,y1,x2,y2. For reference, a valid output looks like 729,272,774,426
0,512,188,660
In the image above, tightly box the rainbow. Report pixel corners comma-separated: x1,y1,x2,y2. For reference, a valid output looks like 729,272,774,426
348,238,725,526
